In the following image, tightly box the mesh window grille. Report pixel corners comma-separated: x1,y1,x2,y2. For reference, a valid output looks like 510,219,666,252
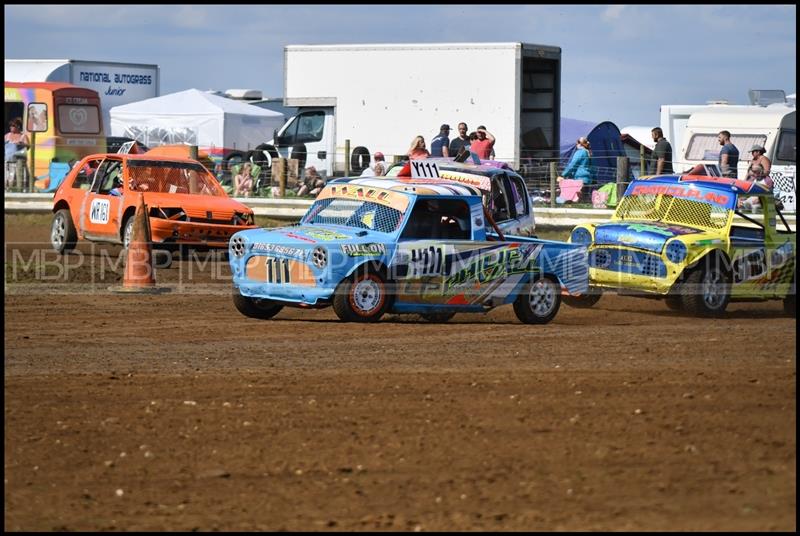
303,198,404,233
617,194,729,230
127,161,223,196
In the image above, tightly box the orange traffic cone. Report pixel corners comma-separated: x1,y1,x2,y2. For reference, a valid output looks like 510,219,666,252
110,193,169,294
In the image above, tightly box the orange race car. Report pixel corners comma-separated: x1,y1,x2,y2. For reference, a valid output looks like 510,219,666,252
49,153,256,255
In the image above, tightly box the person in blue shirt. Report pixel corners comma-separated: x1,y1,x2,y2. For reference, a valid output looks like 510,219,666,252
430,124,451,157
558,137,594,185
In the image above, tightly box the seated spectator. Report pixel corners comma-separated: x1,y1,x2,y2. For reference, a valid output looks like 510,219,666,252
297,166,326,197
234,162,254,197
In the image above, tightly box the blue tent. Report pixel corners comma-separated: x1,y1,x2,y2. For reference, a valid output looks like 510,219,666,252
560,118,634,185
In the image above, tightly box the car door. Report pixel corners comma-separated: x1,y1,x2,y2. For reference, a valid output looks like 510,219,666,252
80,157,125,241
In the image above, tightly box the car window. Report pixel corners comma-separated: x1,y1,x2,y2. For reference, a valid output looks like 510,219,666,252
400,198,471,240
490,175,512,223
71,158,102,190
95,160,123,195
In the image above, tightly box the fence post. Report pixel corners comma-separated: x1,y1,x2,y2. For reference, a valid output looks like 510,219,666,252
616,156,629,202
549,161,558,208
344,139,350,177
639,144,645,177
189,145,198,161
279,158,287,198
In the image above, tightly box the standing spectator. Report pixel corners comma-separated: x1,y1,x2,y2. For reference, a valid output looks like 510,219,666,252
557,137,594,186
4,118,29,158
717,130,740,178
361,160,386,177
373,151,388,171
747,144,771,178
448,122,470,156
362,151,388,176
648,127,673,175
407,135,430,160
430,124,451,157
469,125,495,159
234,162,254,197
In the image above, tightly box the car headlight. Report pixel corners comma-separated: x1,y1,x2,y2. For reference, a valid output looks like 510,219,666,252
311,246,328,268
665,240,687,263
570,227,592,245
231,236,246,258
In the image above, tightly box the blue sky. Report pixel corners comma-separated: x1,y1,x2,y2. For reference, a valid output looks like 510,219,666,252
4,4,796,128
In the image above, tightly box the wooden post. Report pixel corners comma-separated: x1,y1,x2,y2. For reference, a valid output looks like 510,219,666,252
189,145,198,161
287,158,299,190
344,139,351,177
616,156,629,202
549,161,558,208
639,144,645,177
271,158,286,197
279,157,287,198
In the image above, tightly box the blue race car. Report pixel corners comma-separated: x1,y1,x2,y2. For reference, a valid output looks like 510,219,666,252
229,177,588,323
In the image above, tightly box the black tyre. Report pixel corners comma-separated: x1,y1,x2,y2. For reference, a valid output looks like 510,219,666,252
562,288,602,308
224,151,245,170
333,269,391,322
232,290,284,320
664,294,683,311
122,217,135,250
290,143,307,169
420,312,455,323
679,264,731,317
513,275,562,324
50,208,77,254
350,146,371,174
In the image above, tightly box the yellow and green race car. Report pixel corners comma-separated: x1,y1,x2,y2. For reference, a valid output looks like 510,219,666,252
568,175,796,316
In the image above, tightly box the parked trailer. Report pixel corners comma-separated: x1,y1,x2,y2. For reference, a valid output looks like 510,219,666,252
254,43,561,178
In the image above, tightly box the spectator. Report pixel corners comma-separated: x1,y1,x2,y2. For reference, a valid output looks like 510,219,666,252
430,124,451,157
469,125,495,159
407,135,430,160
234,162,254,197
717,130,739,178
448,122,470,156
361,160,386,177
4,118,29,163
648,127,673,175
297,166,326,197
558,136,594,187
362,151,388,176
747,144,772,178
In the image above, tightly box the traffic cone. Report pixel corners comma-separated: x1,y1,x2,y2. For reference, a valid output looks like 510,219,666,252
110,193,169,294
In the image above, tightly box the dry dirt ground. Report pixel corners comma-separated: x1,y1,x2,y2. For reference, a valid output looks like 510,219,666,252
4,215,796,531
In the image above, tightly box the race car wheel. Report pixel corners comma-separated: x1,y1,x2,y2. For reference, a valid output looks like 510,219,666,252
664,294,683,311
420,312,455,323
513,275,561,324
350,146,371,174
232,290,284,320
562,288,602,308
680,265,731,317
122,217,135,250
51,209,77,254
333,269,390,322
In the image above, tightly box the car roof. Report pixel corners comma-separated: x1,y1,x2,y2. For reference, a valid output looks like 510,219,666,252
634,174,772,196
82,153,201,165
388,157,517,177
325,177,484,197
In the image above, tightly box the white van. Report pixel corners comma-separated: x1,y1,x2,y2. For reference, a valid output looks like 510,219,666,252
679,105,796,212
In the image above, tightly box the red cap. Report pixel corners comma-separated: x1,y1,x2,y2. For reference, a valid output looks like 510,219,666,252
374,152,385,159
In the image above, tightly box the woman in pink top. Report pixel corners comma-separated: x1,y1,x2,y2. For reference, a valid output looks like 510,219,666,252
406,135,430,160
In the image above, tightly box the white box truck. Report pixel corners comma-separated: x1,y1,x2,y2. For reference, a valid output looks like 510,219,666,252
4,59,160,129
258,43,561,178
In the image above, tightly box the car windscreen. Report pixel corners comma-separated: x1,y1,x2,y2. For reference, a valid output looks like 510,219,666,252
615,193,731,231
127,160,224,196
302,198,404,233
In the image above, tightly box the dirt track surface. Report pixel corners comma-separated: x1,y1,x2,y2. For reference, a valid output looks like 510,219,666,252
4,217,797,531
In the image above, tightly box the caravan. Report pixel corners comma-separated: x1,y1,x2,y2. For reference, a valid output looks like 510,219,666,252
678,105,796,211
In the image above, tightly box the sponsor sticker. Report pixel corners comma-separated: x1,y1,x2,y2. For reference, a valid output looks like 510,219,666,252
341,243,387,257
